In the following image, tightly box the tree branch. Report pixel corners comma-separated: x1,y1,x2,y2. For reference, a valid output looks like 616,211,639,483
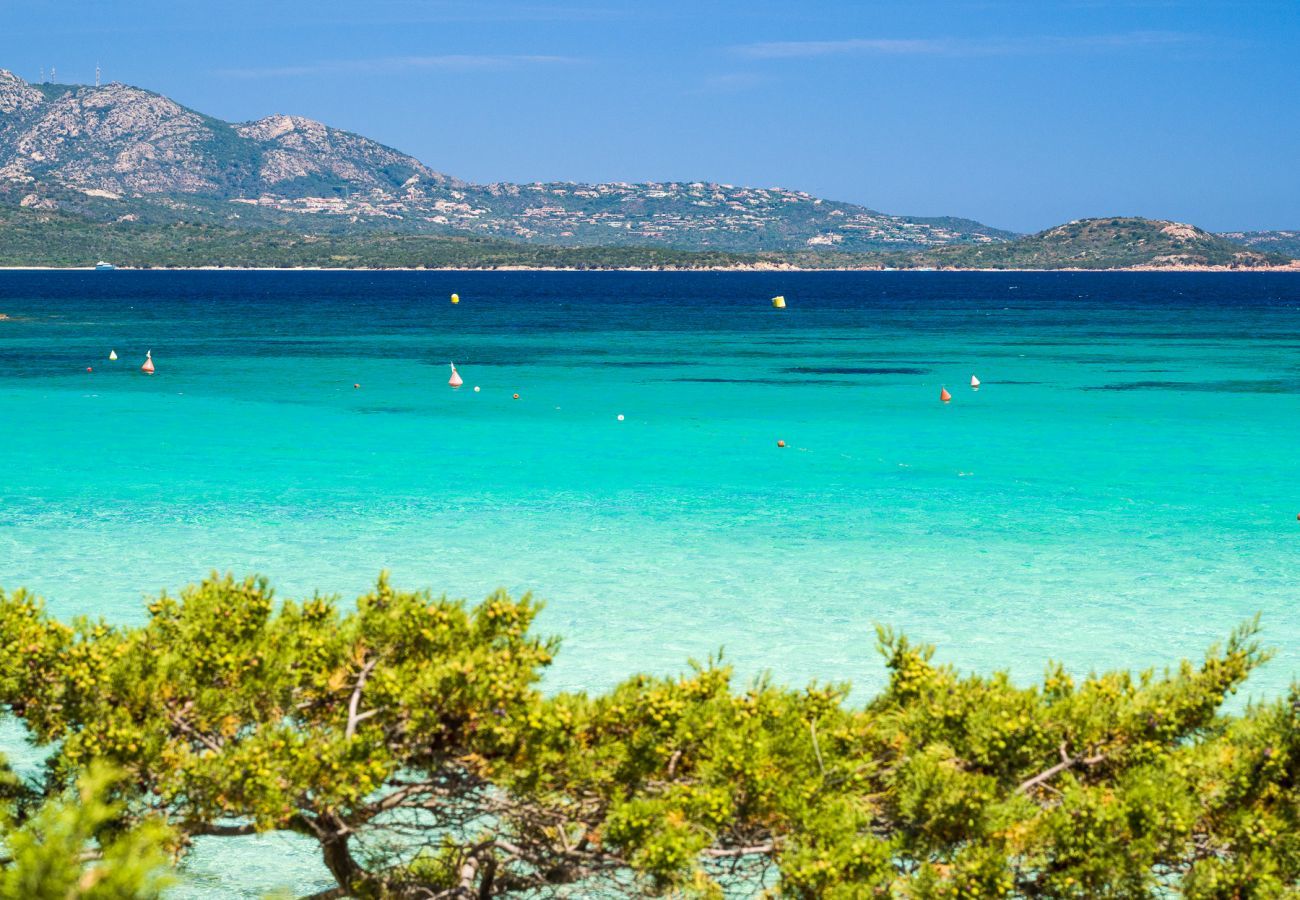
810,719,826,779
191,822,258,837
166,704,225,754
702,842,776,858
1018,741,1106,794
345,656,381,740
363,779,446,816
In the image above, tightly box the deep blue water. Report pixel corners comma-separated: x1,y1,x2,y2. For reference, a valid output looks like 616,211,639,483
1,269,1299,896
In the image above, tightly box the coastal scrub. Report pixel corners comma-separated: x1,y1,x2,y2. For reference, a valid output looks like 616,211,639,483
0,575,1296,897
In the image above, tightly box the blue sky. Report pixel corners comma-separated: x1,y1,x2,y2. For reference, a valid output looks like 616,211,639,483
3,0,1297,232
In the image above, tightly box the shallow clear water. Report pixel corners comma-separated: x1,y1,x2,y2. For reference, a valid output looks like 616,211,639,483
2,270,1299,895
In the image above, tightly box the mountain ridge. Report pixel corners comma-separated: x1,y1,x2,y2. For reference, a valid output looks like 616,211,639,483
1,70,1293,268
0,69,1014,252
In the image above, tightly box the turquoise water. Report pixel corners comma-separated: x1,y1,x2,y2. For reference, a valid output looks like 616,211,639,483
2,270,1299,895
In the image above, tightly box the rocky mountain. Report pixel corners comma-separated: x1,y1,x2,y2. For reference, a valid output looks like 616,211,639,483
0,71,452,203
916,217,1288,269
0,69,1013,252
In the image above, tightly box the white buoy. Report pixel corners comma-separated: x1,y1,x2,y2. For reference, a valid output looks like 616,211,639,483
617,414,624,421
971,375,981,388
108,349,118,361
473,385,480,393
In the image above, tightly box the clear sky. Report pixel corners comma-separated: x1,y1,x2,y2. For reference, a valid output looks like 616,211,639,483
3,0,1297,232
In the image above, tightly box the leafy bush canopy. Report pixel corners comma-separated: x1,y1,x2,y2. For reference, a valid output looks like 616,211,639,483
1,573,1296,898
0,758,173,899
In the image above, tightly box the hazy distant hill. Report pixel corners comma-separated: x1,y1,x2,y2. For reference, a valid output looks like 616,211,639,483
0,68,1013,253
917,218,1288,269
1218,230,1300,259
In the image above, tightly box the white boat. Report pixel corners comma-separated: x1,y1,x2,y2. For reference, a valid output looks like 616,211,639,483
94,261,116,271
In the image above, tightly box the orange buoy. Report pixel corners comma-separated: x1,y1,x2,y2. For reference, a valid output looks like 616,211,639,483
141,351,155,375
971,375,981,388
940,387,951,402
449,363,463,388
777,439,786,448
512,393,520,400
86,366,93,372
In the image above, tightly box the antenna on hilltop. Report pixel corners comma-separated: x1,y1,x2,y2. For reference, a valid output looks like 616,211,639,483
95,63,101,87
39,67,45,82
50,66,56,82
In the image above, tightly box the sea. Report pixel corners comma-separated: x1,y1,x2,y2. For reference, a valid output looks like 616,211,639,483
1,269,1298,896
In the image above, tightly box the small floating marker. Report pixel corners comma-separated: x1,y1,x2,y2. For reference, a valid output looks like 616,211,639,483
473,385,480,393
108,350,118,361
777,439,786,448
940,387,951,402
353,383,360,389
617,414,625,421
451,293,460,305
141,350,154,375
448,363,463,388
771,295,786,309
512,393,520,400
970,375,981,389
86,366,93,372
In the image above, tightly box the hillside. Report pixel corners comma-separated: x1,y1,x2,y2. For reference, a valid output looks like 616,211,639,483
3,70,1291,271
0,203,762,269
4,204,1290,272
1218,230,1300,259
0,69,1013,253
917,218,1289,270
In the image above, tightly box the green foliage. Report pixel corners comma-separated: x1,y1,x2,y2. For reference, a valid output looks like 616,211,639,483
1,576,1297,898
0,574,557,894
0,758,174,899
1,200,1287,271
0,203,763,269
916,217,1290,269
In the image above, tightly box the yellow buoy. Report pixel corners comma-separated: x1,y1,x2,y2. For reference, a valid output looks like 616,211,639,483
451,293,460,305
771,295,786,309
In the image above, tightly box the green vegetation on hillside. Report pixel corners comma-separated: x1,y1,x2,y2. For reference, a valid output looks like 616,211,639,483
1,68,1016,254
0,206,759,269
919,217,1288,269
1,205,1294,270
3,573,1299,898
